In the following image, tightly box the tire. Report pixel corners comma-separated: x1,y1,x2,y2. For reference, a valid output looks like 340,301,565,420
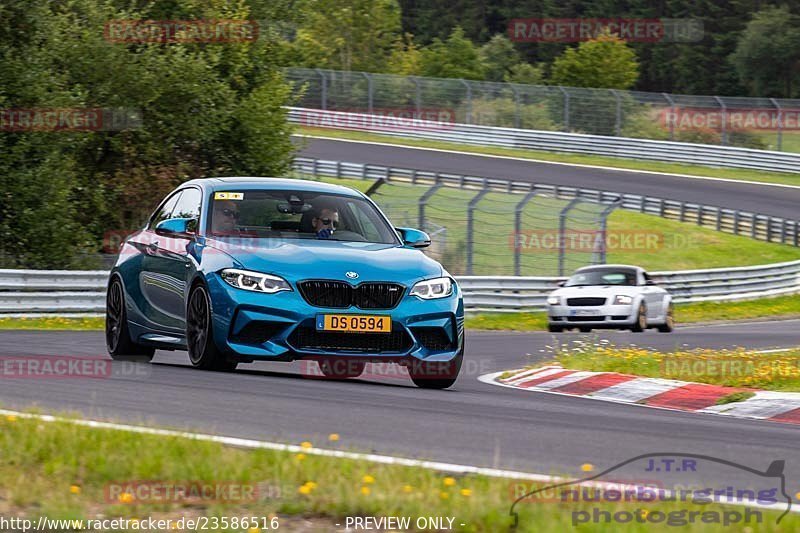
657,303,675,333
186,285,238,371
631,303,647,333
318,359,366,379
106,277,155,362
579,327,592,333
409,347,463,389
547,324,564,333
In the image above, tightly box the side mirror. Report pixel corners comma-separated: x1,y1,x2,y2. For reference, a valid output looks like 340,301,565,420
557,281,566,287
155,218,196,237
396,227,431,248
646,279,656,286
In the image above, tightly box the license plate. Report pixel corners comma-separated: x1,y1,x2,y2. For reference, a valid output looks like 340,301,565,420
316,314,392,333
571,309,597,316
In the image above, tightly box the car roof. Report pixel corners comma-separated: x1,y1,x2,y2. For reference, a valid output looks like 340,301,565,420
182,177,364,197
574,264,644,273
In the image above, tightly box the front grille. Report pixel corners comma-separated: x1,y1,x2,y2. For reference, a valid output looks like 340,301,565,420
411,327,455,351
567,297,607,306
298,280,405,309
288,326,412,353
566,316,605,322
230,321,287,345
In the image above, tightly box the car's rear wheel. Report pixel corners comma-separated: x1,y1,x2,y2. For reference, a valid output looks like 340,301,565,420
631,303,647,333
187,285,238,372
409,347,463,389
106,277,155,362
318,359,366,379
547,324,564,333
657,303,675,333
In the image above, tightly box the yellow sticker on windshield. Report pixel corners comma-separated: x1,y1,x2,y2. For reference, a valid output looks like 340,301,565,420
214,192,244,200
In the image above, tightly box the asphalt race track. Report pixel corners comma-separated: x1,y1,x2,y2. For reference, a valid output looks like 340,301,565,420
1,322,799,491
295,136,800,220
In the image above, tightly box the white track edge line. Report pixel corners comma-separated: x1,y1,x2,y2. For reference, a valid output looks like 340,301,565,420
294,134,800,191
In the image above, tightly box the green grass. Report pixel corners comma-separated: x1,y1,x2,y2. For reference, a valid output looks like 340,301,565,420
546,342,800,391
716,391,756,405
0,316,104,330
1,412,795,531
297,126,800,186
465,294,800,331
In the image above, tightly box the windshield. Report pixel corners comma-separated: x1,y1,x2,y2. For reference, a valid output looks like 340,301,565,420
207,189,399,245
565,268,638,287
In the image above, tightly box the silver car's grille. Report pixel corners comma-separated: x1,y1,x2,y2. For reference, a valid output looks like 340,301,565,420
567,297,607,306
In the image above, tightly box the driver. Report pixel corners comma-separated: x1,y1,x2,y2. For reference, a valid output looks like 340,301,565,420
312,207,339,239
211,200,240,235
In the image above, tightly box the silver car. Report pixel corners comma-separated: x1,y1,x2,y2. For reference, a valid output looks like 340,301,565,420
546,265,674,333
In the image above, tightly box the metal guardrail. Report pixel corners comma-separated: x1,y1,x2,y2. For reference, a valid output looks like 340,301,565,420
286,67,800,152
2,262,799,314
289,107,800,173
292,156,800,247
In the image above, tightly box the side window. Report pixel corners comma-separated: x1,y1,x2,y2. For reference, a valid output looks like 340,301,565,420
347,201,381,242
148,191,182,230
171,188,202,220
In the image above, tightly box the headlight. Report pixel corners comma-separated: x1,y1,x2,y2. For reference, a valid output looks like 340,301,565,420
409,277,453,299
613,295,633,305
220,268,292,294
547,296,560,305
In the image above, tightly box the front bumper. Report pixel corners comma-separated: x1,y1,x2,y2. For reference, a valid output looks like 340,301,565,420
206,274,464,362
548,303,637,327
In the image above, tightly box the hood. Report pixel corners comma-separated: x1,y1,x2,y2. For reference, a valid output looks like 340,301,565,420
205,237,443,284
551,285,638,298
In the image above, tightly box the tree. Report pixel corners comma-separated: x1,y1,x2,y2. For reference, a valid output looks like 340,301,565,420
418,27,485,79
479,34,520,82
731,6,800,98
549,33,639,89
504,63,545,85
293,0,403,72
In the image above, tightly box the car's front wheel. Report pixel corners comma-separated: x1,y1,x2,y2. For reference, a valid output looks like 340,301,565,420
106,277,155,362
186,285,238,372
631,303,647,333
409,348,463,389
547,324,564,333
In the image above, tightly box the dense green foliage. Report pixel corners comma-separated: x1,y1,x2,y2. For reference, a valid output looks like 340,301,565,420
0,0,297,268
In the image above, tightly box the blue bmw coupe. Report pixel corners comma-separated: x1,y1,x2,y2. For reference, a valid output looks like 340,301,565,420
106,178,464,388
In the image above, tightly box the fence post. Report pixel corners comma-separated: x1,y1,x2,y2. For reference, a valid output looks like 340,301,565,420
714,96,727,146
611,89,622,136
662,93,675,141
315,68,327,110
460,79,472,124
596,200,621,264
511,84,521,129
418,177,443,230
558,86,570,131
771,97,783,152
465,184,491,275
513,190,538,276
558,198,582,276
362,72,374,113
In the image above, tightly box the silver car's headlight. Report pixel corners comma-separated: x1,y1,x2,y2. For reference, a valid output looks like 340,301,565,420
613,295,633,305
220,268,292,293
410,277,453,299
547,295,560,305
